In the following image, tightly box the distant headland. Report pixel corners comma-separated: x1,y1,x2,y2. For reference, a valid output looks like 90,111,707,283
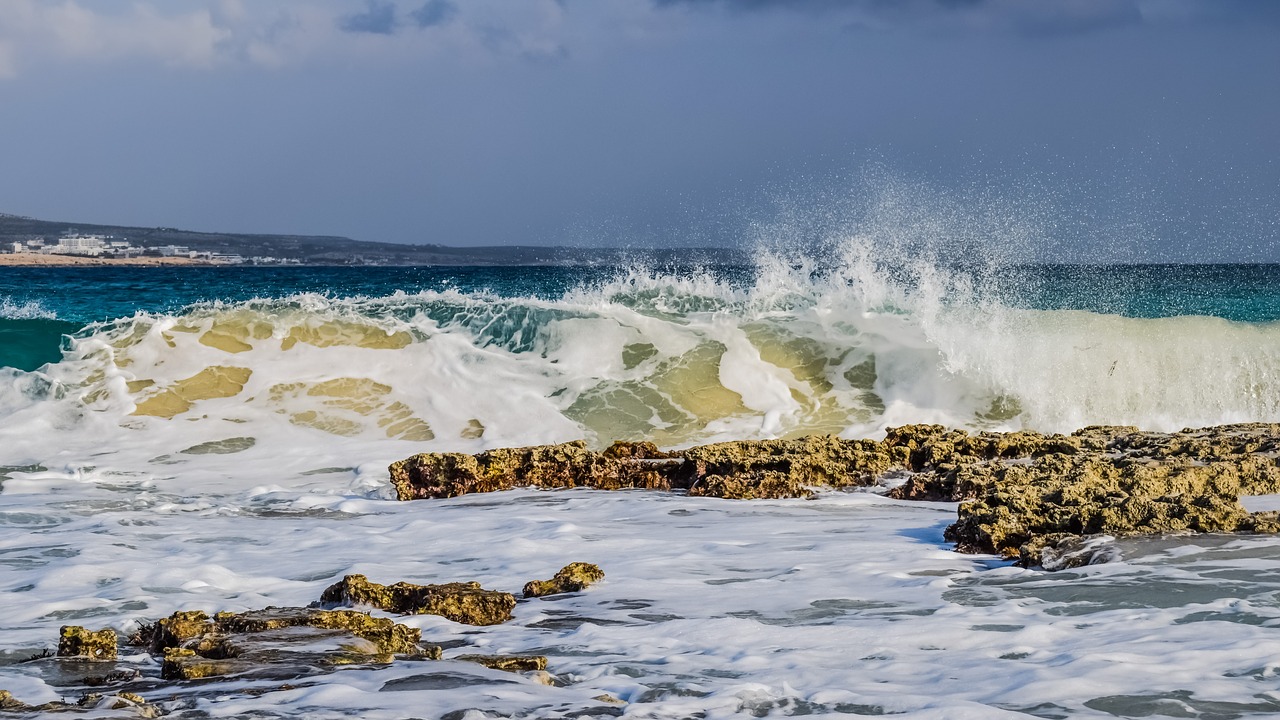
0,212,745,267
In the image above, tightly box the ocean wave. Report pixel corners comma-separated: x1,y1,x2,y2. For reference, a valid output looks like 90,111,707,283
1,251,1278,461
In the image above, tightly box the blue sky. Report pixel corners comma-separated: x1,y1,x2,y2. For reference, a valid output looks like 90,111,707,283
0,0,1277,260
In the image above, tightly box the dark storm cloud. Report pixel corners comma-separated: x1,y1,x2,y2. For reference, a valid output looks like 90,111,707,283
410,0,458,28
339,0,399,35
652,0,1277,36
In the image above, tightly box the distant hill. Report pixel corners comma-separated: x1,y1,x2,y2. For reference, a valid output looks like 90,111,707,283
0,213,747,267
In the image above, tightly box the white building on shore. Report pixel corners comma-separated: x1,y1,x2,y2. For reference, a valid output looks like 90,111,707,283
47,234,109,256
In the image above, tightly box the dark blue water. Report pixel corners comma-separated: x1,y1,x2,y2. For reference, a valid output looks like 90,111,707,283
3,264,1280,372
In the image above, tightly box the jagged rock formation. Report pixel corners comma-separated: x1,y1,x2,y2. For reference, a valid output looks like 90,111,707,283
523,563,605,598
130,607,436,681
57,626,117,661
390,437,898,501
390,424,1280,565
15,566,602,710
319,574,516,625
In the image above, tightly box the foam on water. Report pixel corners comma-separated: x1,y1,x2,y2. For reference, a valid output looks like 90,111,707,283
0,297,55,320
5,194,1280,716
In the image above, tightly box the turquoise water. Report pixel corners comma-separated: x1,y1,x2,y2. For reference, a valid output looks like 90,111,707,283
0,266,615,371
0,263,1275,371
4,264,1280,372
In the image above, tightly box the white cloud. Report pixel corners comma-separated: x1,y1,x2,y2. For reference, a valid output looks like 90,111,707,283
0,0,694,78
0,0,235,73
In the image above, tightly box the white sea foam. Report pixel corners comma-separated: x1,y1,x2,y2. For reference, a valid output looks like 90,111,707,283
0,297,55,320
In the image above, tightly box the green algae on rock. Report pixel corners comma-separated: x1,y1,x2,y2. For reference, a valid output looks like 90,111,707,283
320,574,517,626
523,563,605,598
57,626,117,661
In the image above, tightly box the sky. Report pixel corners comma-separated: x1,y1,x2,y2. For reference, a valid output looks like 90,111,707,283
0,0,1277,260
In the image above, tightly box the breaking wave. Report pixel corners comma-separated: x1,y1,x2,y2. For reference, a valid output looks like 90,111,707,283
4,246,1280,467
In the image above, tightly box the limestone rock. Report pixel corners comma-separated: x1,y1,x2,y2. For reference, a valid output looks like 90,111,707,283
139,606,433,681
523,563,605,598
320,574,516,625
57,626,117,661
143,610,214,654
944,455,1251,558
390,434,894,501
389,423,1280,563
389,440,679,500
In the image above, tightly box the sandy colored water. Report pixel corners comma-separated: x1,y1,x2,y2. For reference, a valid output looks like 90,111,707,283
0,252,207,266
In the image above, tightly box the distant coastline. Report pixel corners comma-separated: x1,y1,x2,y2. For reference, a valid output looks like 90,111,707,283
0,252,208,267
1,212,747,267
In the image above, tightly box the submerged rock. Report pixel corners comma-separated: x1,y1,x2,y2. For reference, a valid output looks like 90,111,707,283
1016,534,1121,570
135,606,436,681
523,563,605,598
456,654,548,672
30,565,579,704
57,626,117,661
0,689,156,716
319,574,516,626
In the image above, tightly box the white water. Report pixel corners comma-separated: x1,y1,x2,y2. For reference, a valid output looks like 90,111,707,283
5,247,1280,716
0,297,55,320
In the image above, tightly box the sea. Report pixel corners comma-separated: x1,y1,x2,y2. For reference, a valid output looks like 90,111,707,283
3,247,1280,718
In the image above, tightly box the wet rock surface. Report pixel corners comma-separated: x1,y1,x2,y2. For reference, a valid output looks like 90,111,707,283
57,626,117,661
392,424,1280,564
457,654,548,673
523,563,606,598
9,565,602,714
391,436,896,501
319,574,517,625
0,689,157,716
388,441,681,500
132,607,436,682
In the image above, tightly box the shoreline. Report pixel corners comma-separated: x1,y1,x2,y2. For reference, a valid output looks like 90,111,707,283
0,253,210,267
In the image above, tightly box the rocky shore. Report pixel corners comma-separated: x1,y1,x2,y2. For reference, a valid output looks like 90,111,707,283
390,423,1280,568
2,565,606,715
